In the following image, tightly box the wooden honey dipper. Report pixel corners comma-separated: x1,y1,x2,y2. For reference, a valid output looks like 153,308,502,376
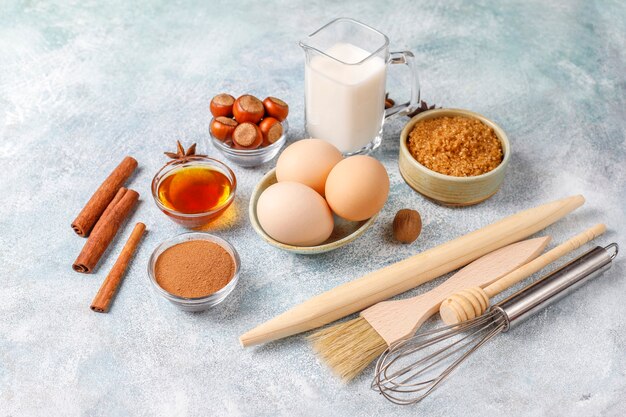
439,223,606,325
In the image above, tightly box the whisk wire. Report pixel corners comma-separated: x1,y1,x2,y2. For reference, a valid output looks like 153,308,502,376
373,311,502,384
372,310,507,405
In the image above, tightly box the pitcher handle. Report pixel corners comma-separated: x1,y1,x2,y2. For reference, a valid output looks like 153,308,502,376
385,51,420,119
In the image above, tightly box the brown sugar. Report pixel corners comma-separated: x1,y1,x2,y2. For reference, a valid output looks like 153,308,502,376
407,116,503,177
155,240,235,298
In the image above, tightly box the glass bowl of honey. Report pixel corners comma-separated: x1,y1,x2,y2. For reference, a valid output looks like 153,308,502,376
209,119,289,168
151,157,237,228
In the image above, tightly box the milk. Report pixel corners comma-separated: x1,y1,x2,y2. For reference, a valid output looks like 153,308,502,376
305,43,386,154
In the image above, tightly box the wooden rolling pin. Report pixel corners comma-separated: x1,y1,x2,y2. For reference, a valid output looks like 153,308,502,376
240,195,585,347
439,223,606,325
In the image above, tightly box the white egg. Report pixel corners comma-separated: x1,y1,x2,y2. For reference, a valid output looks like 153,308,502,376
256,182,334,246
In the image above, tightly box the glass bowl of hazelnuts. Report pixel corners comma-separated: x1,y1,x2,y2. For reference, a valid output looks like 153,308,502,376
209,93,289,168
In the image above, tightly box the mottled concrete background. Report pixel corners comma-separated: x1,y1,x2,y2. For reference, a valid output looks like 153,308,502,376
1,0,625,416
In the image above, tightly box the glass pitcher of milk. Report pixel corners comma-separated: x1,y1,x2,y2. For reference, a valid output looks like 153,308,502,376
300,18,419,155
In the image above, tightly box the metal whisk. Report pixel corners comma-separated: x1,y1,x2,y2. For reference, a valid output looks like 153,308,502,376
372,243,619,405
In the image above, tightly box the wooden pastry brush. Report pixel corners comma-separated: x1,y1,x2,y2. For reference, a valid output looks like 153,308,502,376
309,224,604,381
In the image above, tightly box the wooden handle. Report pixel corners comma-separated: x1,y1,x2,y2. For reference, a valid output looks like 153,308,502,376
439,287,490,325
240,195,585,347
439,223,606,325
484,223,606,297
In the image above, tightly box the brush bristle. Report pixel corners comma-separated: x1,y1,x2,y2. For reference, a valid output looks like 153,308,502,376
308,317,387,381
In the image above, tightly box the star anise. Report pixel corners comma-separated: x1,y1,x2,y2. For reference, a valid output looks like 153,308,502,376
384,94,438,115
164,140,207,164
406,100,439,118
384,93,395,109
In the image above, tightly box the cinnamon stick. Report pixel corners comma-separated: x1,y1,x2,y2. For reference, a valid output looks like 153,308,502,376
73,189,139,273
71,156,137,237
91,222,146,313
96,187,128,229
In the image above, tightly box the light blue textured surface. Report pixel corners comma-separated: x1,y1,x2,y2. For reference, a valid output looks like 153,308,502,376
1,1,625,416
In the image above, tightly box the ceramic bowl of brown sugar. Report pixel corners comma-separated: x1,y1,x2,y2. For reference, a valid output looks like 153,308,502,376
147,232,241,311
399,108,510,206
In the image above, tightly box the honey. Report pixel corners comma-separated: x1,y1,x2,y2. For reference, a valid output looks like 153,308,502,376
158,166,232,214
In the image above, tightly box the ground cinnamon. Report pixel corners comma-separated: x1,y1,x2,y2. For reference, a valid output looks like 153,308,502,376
154,240,235,298
91,222,146,313
73,188,139,273
71,156,137,237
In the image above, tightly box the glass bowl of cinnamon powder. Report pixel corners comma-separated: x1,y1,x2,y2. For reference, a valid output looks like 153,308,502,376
147,232,241,311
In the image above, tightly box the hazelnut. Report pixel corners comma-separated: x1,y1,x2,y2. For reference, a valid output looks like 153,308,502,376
259,117,283,146
233,94,264,124
392,209,422,244
232,122,263,149
210,117,238,141
262,97,289,121
210,93,235,118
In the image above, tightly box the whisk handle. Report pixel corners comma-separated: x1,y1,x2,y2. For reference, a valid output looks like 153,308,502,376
493,244,617,331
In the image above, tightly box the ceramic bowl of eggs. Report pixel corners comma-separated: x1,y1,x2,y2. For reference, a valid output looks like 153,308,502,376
249,139,389,254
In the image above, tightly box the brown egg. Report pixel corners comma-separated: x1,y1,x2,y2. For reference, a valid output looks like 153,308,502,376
276,139,343,197
325,156,389,221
